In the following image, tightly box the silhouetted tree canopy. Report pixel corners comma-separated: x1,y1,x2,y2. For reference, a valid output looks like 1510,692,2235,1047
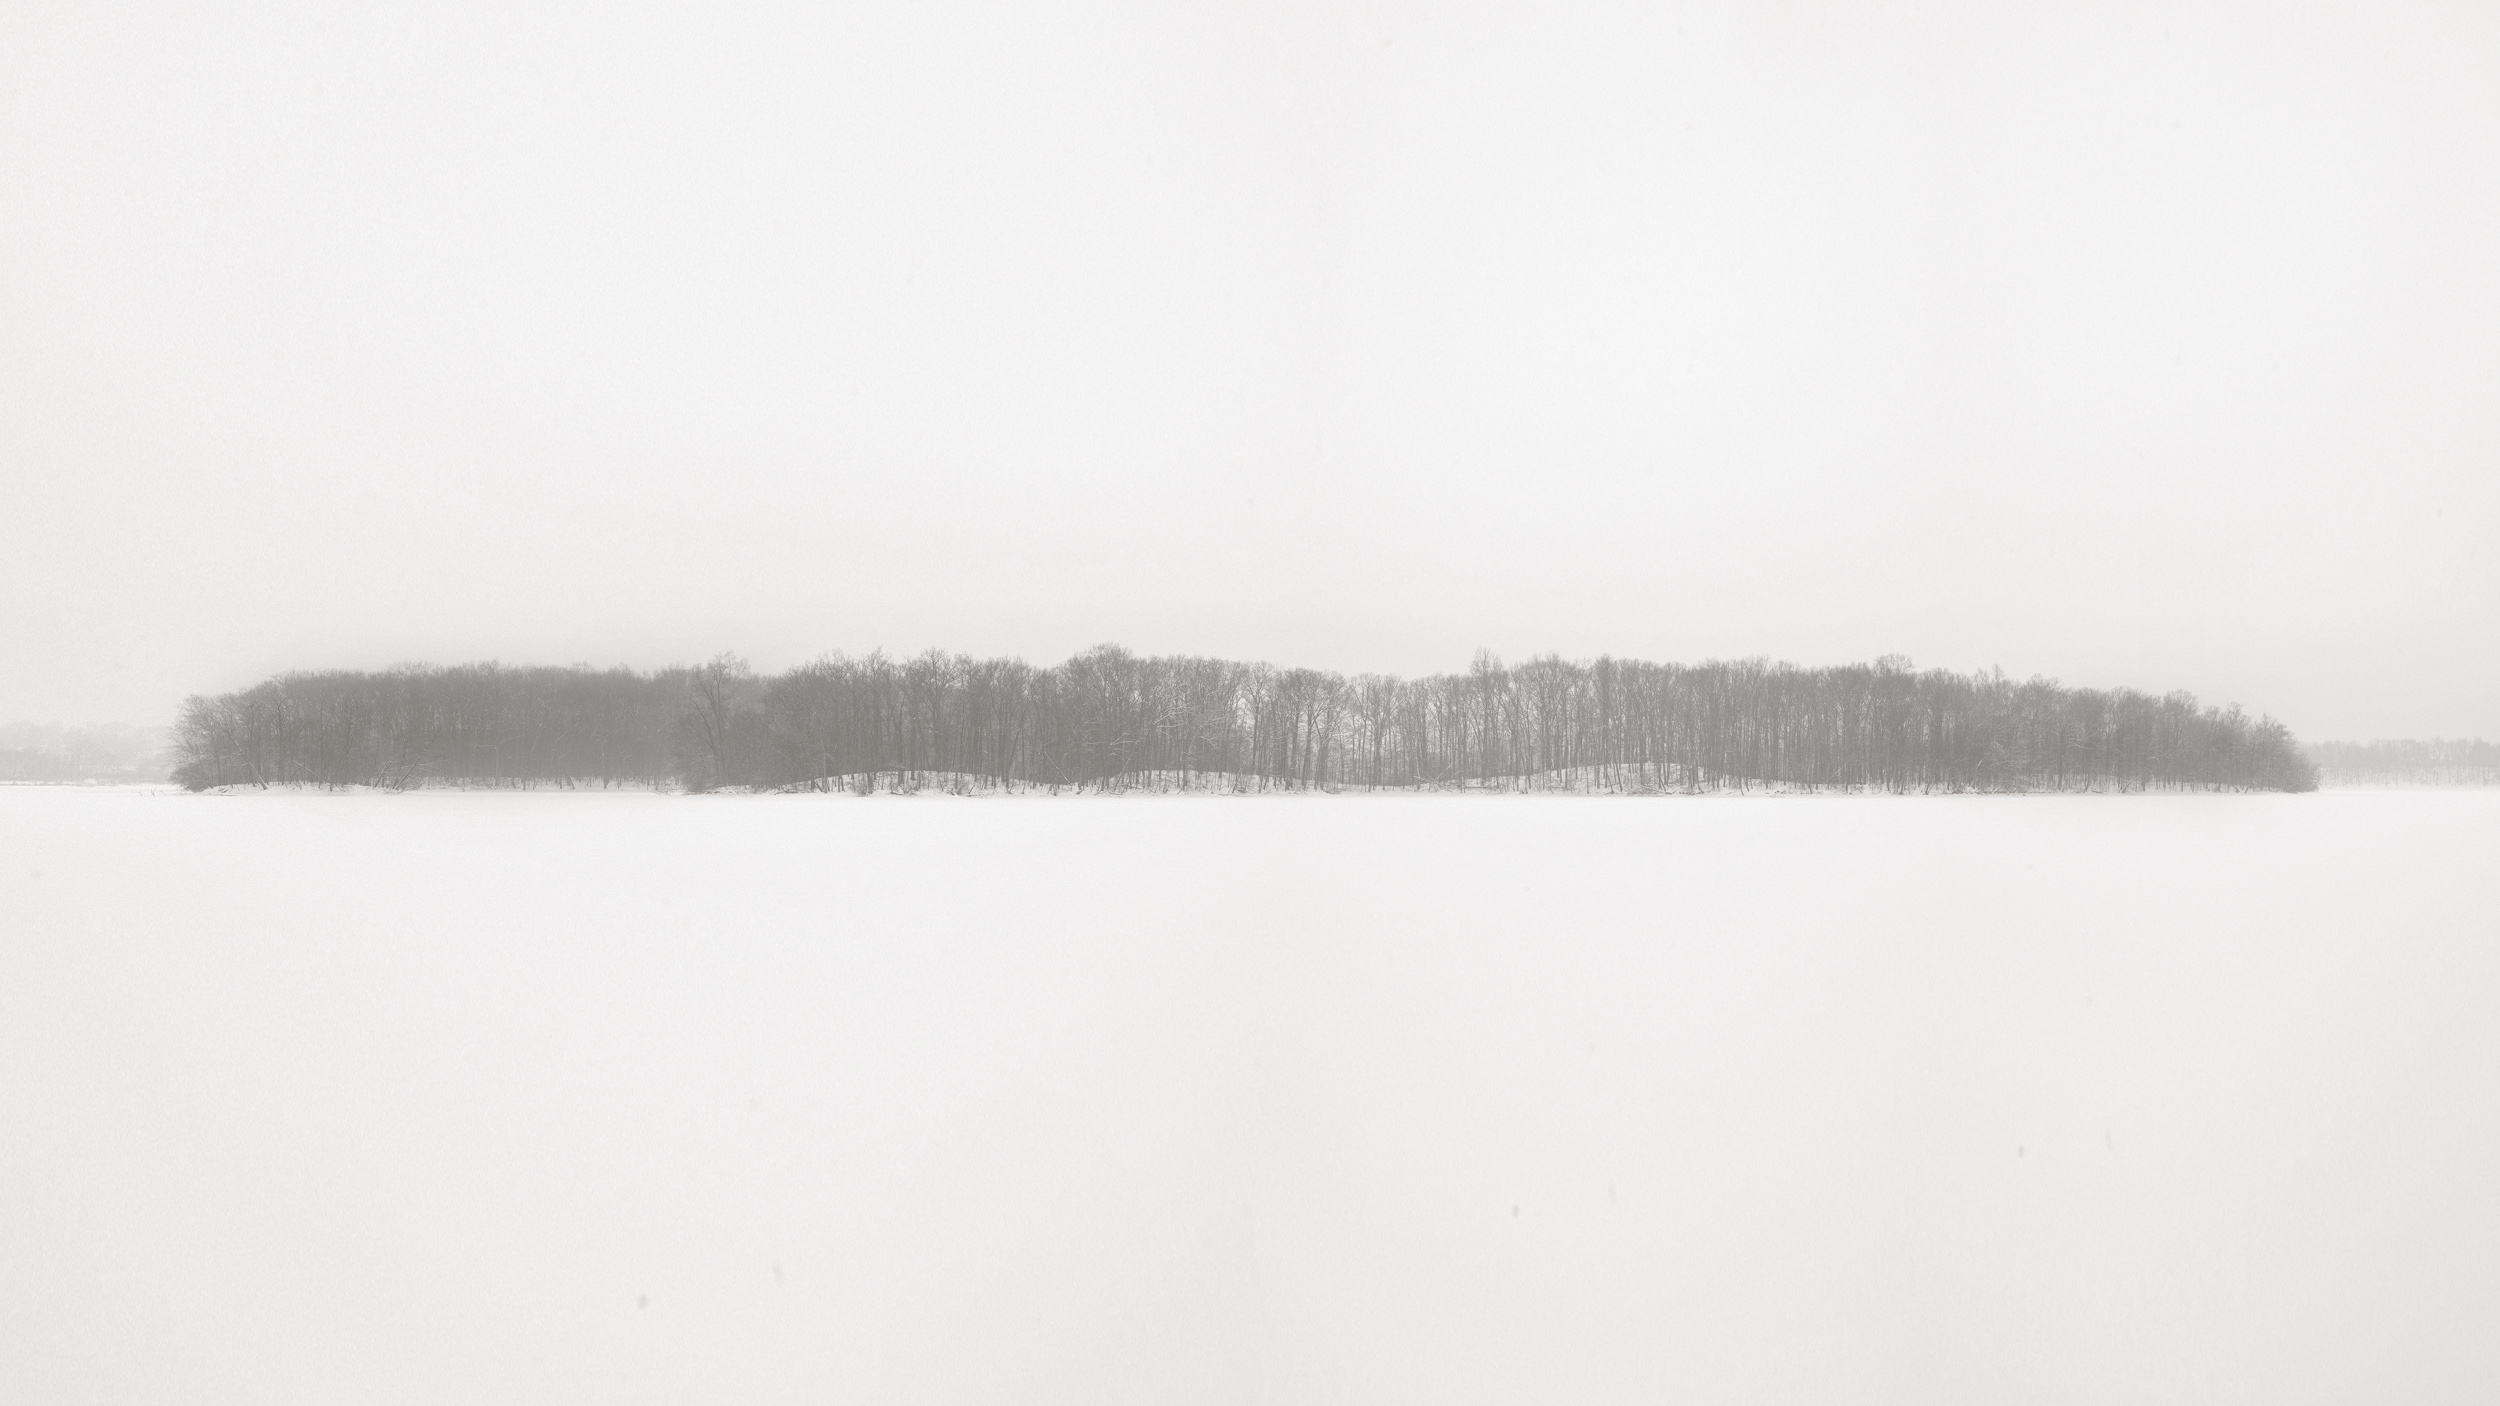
172,648,2320,794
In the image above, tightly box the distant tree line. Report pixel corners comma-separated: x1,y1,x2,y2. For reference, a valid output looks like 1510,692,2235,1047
0,721,168,783
2304,738,2500,787
171,647,2318,793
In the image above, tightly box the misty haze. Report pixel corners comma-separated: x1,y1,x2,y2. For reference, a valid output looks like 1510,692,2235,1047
8,0,2500,1403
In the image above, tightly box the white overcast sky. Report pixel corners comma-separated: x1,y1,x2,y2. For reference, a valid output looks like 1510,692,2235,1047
3,0,2494,739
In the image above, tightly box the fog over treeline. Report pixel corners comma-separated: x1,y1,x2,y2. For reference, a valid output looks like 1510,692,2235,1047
0,722,168,784
170,646,2317,794
2305,738,2500,787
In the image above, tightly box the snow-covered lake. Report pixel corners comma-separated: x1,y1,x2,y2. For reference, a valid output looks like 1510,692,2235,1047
6,786,2496,1403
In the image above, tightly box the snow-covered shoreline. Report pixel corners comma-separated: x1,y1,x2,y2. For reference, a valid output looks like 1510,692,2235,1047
174,766,2318,799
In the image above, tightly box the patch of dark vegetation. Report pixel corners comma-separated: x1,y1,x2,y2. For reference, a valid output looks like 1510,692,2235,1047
172,647,2316,795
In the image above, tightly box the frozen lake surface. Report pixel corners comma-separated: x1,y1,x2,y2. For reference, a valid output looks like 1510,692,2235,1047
6,786,2497,1403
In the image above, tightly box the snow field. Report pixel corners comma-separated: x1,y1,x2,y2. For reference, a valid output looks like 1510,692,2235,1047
4,787,2497,1404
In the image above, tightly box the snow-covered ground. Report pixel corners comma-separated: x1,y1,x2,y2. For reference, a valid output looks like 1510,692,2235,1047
5,786,2497,1404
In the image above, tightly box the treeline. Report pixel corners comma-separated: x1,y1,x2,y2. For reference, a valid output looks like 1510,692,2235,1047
0,721,168,783
171,647,2317,794
2305,738,2500,787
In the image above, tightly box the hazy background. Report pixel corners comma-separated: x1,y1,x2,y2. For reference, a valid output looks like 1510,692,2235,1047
4,0,2494,739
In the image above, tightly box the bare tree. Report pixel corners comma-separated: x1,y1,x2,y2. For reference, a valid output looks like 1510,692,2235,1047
678,653,754,792
169,646,2321,795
